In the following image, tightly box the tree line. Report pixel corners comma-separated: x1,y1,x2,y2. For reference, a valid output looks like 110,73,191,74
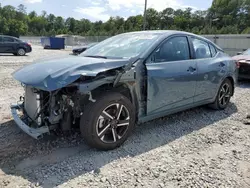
0,0,250,37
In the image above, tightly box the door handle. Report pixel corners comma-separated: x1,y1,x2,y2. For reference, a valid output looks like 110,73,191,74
187,66,196,72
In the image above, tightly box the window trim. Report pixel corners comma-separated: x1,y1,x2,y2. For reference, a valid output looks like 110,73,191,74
208,43,218,58
146,34,192,64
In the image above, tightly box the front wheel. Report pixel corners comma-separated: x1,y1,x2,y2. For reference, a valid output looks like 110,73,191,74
80,92,136,150
209,78,233,110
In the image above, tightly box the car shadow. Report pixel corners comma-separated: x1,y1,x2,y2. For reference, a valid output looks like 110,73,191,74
0,103,238,187
0,54,28,57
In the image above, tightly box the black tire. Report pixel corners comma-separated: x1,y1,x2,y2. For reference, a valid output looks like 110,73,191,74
17,48,26,56
80,92,135,150
209,78,233,110
13,53,17,56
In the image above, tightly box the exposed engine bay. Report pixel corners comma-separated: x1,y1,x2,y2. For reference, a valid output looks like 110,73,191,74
21,84,89,132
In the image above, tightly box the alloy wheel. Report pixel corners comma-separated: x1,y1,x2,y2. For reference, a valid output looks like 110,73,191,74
18,49,25,56
218,83,231,107
96,103,130,144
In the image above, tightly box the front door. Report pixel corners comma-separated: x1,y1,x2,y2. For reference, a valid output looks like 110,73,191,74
146,36,197,115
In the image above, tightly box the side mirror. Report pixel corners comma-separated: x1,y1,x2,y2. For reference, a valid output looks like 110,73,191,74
237,52,242,55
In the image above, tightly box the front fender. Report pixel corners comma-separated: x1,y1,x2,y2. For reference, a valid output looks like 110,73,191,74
76,76,115,94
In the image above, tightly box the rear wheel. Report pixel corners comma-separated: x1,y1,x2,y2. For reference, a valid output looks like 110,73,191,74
80,92,135,150
209,78,233,110
17,48,26,56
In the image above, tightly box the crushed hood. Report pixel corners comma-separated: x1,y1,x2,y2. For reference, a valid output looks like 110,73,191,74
12,55,130,91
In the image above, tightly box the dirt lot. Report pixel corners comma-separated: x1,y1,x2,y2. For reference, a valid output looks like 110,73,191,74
0,46,250,188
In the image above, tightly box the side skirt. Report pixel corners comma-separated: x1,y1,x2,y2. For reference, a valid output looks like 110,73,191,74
137,100,213,124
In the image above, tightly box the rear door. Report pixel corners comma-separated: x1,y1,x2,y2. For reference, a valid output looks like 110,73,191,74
190,37,226,102
146,35,198,115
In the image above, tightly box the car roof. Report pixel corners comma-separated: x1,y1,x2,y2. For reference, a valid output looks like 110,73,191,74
121,30,202,37
0,35,20,40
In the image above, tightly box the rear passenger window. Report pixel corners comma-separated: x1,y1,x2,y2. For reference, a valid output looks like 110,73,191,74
2,37,14,42
192,38,211,59
209,44,217,57
153,36,190,62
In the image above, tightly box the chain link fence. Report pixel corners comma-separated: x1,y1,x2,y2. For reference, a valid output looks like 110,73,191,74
19,36,43,46
20,35,110,48
20,34,250,56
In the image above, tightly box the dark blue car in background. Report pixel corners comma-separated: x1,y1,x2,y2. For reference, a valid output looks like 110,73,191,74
11,30,238,150
0,35,32,56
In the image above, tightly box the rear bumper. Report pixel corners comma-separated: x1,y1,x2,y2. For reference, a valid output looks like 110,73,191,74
26,46,32,53
10,104,49,139
238,63,250,79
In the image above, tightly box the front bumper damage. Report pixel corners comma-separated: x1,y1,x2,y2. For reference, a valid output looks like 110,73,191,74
9,77,117,140
10,103,49,139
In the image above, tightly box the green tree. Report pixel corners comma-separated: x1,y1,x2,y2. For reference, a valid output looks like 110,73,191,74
65,17,76,33
0,2,250,36
146,8,159,29
159,8,174,29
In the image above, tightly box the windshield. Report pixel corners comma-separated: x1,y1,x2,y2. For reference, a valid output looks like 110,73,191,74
80,33,161,59
243,49,250,55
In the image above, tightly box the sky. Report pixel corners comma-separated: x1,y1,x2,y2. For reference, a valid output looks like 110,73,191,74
0,0,213,22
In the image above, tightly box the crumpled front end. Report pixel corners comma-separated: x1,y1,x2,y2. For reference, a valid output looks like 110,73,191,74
10,78,105,139
11,104,50,139
10,55,137,139
11,86,50,139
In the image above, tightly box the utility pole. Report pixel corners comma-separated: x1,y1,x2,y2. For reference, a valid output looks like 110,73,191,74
143,0,147,30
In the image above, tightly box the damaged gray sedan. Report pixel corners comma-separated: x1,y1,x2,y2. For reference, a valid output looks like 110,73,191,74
11,31,238,150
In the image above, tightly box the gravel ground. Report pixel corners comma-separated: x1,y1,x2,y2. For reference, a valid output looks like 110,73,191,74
0,47,250,188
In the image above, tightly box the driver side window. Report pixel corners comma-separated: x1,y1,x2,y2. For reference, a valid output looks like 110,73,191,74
151,36,191,63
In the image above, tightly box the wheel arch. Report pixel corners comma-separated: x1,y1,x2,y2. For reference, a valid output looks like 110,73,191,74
90,82,139,121
17,47,26,51
225,76,235,96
